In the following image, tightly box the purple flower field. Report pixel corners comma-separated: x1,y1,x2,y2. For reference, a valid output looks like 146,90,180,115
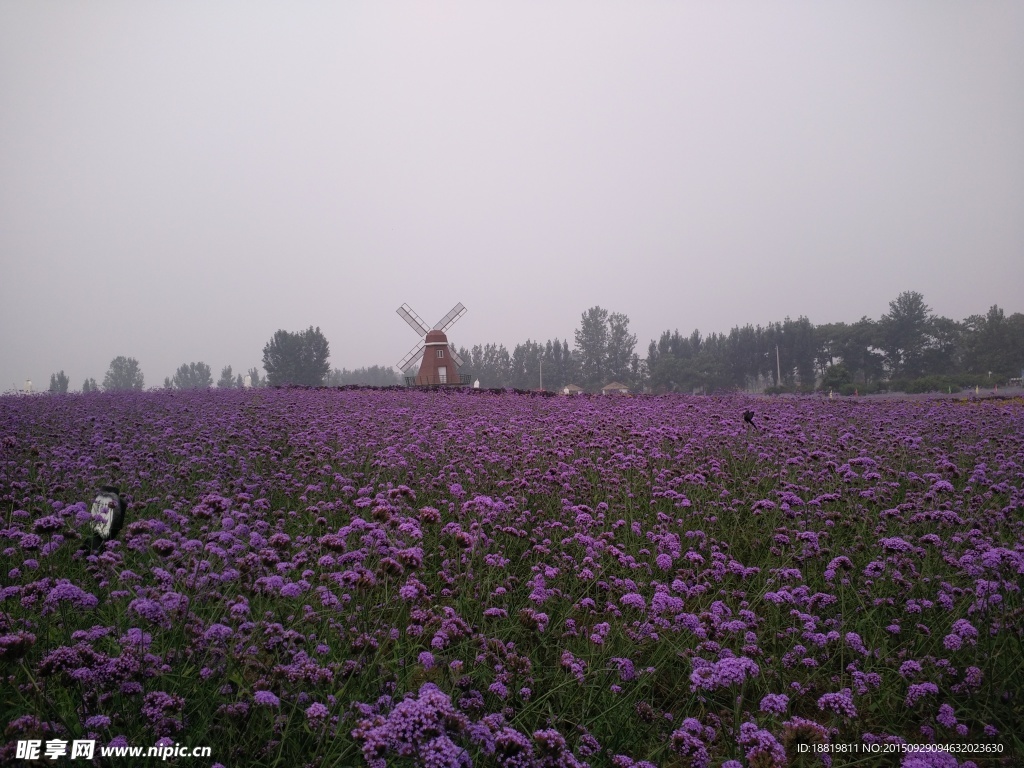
2,388,1022,767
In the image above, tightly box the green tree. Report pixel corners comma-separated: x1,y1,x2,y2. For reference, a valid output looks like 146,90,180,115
574,306,610,390
921,316,963,376
544,338,576,391
649,353,699,393
606,312,637,384
461,343,512,388
217,365,235,389
964,305,1015,377
82,378,98,393
647,328,702,392
880,291,931,378
247,367,264,388
235,373,244,388
832,317,885,386
263,326,331,386
814,323,844,379
511,340,544,389
172,362,213,390
820,363,853,392
48,371,70,393
783,316,817,390
696,332,731,392
102,356,144,391
726,324,761,390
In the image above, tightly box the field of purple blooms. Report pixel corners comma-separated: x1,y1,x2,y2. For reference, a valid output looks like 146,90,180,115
1,388,1022,767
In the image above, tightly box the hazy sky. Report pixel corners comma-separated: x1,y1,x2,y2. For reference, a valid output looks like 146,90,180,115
2,2,1022,392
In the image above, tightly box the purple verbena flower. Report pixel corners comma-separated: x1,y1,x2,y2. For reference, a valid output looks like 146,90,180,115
817,688,857,718
254,690,281,707
759,693,789,715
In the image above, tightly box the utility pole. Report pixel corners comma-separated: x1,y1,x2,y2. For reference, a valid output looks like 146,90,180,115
776,346,781,386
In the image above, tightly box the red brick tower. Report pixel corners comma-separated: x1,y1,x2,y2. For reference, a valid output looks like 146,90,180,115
414,329,457,385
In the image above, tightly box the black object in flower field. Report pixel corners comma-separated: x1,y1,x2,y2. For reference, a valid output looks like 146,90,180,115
79,485,126,552
743,409,758,430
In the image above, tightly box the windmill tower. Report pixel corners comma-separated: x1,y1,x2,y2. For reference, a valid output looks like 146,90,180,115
396,302,470,386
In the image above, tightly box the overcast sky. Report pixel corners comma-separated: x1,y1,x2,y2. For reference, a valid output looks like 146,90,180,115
2,2,1022,392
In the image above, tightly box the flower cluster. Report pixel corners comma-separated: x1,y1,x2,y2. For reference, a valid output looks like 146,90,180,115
689,656,759,691
1,387,1020,764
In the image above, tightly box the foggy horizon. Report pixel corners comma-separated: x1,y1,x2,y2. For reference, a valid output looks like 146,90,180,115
5,290,1022,394
3,3,1022,392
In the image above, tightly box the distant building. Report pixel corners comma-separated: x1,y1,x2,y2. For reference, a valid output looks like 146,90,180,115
601,382,630,395
561,384,585,395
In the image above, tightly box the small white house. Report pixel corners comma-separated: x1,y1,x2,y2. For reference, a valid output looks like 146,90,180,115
601,382,630,395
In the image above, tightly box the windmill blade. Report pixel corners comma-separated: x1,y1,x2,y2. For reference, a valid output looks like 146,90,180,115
397,304,430,337
397,342,425,372
434,302,467,332
448,345,465,367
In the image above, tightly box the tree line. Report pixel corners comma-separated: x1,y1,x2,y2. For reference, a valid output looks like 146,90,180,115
46,326,395,394
645,292,1023,394
459,293,1023,393
46,292,1023,394
453,306,640,392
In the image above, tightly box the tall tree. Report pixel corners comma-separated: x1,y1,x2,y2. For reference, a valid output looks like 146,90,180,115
461,343,513,388
814,323,844,379
217,365,235,389
964,305,1014,376
921,316,963,376
171,362,213,390
262,326,331,386
511,340,544,389
726,324,761,390
574,306,610,390
833,317,885,385
629,353,646,390
247,367,264,388
696,332,731,392
544,338,576,391
783,316,817,389
102,357,144,391
49,371,70,393
82,378,98,393
647,329,702,392
606,312,637,383
880,291,931,378
299,326,331,385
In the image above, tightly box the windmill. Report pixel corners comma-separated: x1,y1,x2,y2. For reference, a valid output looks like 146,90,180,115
396,302,470,386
